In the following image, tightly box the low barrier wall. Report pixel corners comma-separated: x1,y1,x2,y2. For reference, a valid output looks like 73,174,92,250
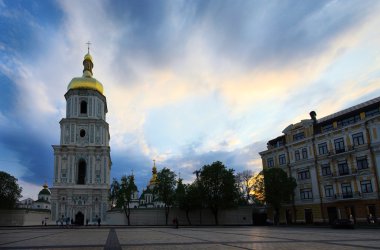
106,207,254,226
0,209,50,226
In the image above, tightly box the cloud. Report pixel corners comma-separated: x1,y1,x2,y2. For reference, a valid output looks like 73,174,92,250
158,141,267,185
1,0,380,197
18,180,43,200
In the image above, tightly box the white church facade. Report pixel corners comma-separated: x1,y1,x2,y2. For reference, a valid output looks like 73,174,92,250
18,183,51,210
50,51,111,225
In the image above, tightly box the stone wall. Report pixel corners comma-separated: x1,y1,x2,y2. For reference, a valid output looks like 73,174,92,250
106,207,254,226
0,209,51,226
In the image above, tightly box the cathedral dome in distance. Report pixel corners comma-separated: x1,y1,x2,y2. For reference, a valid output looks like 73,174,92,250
67,52,104,94
38,183,51,195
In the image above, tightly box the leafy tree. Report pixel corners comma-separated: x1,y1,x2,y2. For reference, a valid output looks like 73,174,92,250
111,175,137,225
154,167,176,225
175,180,202,225
175,178,186,207
191,171,207,224
174,178,188,223
0,171,22,209
251,171,265,205
236,170,254,204
263,168,297,225
198,161,239,225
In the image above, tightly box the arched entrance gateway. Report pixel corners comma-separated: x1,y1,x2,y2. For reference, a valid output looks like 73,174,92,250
75,211,84,225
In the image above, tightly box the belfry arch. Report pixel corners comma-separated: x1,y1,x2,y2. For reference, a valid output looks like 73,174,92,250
80,100,87,114
77,159,86,184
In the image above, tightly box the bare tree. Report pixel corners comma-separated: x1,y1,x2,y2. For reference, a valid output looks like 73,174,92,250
236,170,254,204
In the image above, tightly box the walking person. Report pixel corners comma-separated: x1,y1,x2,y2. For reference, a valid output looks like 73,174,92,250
66,217,70,228
173,217,179,229
369,213,375,224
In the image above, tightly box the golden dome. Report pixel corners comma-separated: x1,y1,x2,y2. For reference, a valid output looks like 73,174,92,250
67,52,104,95
149,174,157,185
149,160,158,185
67,74,104,94
84,53,93,61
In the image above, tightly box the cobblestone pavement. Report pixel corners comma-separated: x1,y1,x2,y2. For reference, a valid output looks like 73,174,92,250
0,226,379,249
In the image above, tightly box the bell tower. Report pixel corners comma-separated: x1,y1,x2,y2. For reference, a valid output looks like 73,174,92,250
51,50,111,224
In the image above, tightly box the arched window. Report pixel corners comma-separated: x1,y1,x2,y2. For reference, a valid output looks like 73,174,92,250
80,101,87,114
77,160,86,184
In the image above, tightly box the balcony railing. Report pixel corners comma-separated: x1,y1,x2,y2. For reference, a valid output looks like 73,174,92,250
331,169,358,178
338,170,350,176
334,192,361,199
327,146,357,157
324,192,378,201
335,148,345,154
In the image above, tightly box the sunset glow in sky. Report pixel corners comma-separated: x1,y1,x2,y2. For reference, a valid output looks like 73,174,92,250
1,0,380,199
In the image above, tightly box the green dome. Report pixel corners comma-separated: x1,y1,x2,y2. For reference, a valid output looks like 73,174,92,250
39,189,51,195
39,183,51,195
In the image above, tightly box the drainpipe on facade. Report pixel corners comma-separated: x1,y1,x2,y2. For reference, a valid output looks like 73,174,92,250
312,136,326,224
310,111,326,224
285,145,297,224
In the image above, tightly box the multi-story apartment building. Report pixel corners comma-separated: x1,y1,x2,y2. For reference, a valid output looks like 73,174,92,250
259,97,380,224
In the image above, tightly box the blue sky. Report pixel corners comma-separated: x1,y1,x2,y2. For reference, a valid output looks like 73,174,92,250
1,0,380,199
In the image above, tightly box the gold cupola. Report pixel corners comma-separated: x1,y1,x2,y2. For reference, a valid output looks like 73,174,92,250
67,52,104,94
149,160,158,186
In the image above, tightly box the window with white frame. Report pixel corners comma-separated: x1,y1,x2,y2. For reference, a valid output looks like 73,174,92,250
300,188,313,200
318,142,328,155
361,180,373,193
365,108,380,117
295,150,300,161
334,138,345,153
338,160,349,176
356,156,368,170
352,132,364,146
324,185,334,197
322,124,333,133
302,148,308,159
337,115,360,127
341,183,353,198
321,164,331,176
279,154,286,165
293,132,305,141
297,170,310,180
267,157,274,168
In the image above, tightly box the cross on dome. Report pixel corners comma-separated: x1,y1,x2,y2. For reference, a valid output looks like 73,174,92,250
86,41,91,54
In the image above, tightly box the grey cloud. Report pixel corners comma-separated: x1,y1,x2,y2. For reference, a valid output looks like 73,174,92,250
199,0,375,70
0,123,54,185
103,0,377,77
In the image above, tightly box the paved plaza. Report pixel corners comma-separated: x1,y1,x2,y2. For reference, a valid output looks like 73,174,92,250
0,226,379,249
